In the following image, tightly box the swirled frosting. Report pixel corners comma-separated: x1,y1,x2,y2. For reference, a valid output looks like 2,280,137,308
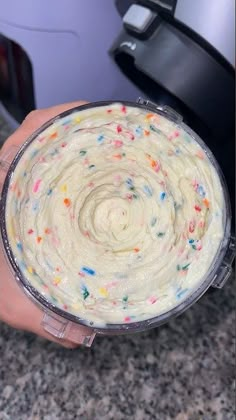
5,103,224,326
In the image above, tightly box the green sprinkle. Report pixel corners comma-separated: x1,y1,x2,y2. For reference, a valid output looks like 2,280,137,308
177,264,181,271
122,295,128,303
157,232,165,237
82,288,90,300
151,217,157,227
182,263,191,271
133,194,139,199
80,150,87,156
88,164,95,169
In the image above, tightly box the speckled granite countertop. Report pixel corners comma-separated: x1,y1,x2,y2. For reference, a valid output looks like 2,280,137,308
0,114,235,420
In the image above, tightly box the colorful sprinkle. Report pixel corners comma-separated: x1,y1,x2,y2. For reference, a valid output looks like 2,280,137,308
53,276,61,285
113,140,123,148
189,221,195,233
121,105,127,113
176,288,189,299
150,124,162,135
88,164,95,169
143,185,153,197
148,296,157,304
60,184,67,193
145,113,154,120
81,285,90,300
37,236,42,244
133,248,140,253
17,242,23,252
79,150,87,156
151,217,157,227
49,132,58,140
63,198,71,207
44,228,52,234
33,179,42,193
160,191,166,201
81,266,96,276
27,229,34,235
194,205,202,212
99,287,109,297
203,198,210,208
97,134,104,143
124,316,131,322
157,232,165,237
117,125,122,133
47,188,53,196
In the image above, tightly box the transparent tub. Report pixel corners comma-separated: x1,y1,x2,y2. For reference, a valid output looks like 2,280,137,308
0,99,235,347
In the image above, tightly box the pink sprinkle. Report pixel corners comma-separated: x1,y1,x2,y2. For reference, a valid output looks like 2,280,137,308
113,140,123,148
107,109,112,113
88,182,94,188
33,179,42,193
28,229,34,235
117,125,122,133
78,272,85,277
61,142,67,147
126,193,133,202
121,105,127,113
189,221,195,233
148,296,157,305
124,316,131,322
199,220,205,228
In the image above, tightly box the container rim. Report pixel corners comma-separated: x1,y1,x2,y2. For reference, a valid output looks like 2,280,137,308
0,100,232,333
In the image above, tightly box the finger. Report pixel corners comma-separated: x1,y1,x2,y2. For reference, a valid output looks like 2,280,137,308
0,100,88,154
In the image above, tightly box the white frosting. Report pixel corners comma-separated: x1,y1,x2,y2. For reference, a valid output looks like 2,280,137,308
5,104,224,326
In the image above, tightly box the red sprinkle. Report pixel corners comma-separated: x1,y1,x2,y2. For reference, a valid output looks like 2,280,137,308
28,229,34,235
194,205,202,212
117,125,122,133
121,105,127,113
124,316,131,322
134,247,140,253
107,109,112,113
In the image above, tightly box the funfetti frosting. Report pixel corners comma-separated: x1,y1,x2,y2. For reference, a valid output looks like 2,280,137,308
5,103,224,326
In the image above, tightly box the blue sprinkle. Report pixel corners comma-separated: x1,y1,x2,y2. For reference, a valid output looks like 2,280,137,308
32,200,39,211
151,217,157,227
62,119,71,126
50,149,58,157
17,242,23,252
97,134,104,143
23,171,27,177
188,239,194,244
143,185,153,197
176,288,189,299
125,178,134,190
47,188,53,196
160,191,166,201
31,149,39,158
135,126,143,136
20,261,27,271
196,184,206,197
81,266,96,276
175,148,181,154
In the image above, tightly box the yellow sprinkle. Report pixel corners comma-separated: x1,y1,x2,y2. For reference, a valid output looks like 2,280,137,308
27,266,34,274
53,276,61,285
99,287,109,297
74,116,81,123
60,184,67,193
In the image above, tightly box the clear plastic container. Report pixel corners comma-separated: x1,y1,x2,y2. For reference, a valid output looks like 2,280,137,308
0,99,235,347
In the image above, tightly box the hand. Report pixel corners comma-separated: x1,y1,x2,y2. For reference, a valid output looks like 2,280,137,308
0,101,91,348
